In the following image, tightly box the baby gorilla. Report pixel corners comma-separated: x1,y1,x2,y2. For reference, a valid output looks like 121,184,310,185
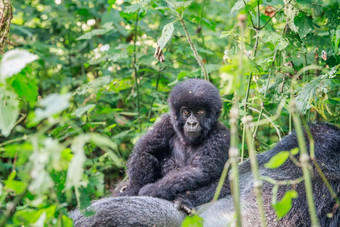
118,79,230,211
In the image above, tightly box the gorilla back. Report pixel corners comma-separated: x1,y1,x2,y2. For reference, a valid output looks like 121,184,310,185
70,123,340,226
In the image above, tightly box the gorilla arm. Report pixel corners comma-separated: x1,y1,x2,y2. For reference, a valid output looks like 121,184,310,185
138,127,230,201
119,114,175,196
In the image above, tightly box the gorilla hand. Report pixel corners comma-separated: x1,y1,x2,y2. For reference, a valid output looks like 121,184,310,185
138,183,158,197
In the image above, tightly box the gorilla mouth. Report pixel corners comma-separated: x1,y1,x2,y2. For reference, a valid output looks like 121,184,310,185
185,131,200,137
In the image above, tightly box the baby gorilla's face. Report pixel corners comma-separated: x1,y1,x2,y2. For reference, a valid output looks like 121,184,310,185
180,106,206,141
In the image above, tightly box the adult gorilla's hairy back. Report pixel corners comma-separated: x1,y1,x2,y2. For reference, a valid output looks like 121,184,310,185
70,123,340,226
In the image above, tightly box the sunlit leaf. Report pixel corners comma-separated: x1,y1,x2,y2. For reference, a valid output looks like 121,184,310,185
66,135,90,189
272,190,298,218
77,22,115,40
231,0,248,16
72,104,96,117
0,49,38,80
0,88,19,137
181,215,204,227
256,30,289,50
4,180,27,194
264,151,290,169
157,23,174,50
294,12,314,38
75,76,111,95
34,93,71,122
290,147,299,155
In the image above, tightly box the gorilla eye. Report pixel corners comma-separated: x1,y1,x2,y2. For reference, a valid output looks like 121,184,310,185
196,110,205,116
182,109,190,116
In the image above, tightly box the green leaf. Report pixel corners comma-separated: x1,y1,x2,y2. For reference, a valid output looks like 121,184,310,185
0,49,38,80
77,22,115,40
296,66,337,114
34,93,71,122
256,30,289,50
75,76,111,95
231,0,248,16
264,151,290,169
107,0,116,12
272,190,298,218
72,104,96,117
91,133,124,167
0,88,19,137
11,72,38,106
66,135,90,189
124,4,141,14
4,180,27,194
290,147,299,155
181,215,204,227
294,12,314,38
157,23,174,50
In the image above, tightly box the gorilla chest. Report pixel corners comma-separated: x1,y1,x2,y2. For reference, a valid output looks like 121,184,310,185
160,138,196,176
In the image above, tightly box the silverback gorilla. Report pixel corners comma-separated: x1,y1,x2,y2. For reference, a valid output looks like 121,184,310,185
70,79,340,227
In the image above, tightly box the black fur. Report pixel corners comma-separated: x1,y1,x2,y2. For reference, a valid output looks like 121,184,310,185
70,123,340,226
119,79,230,205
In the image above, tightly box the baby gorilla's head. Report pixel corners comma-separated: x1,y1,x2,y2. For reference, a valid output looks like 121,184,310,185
169,79,222,143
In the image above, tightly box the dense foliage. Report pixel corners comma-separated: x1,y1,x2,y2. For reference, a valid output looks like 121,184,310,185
0,0,339,226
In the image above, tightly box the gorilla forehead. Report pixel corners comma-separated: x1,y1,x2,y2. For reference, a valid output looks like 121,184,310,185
169,79,222,114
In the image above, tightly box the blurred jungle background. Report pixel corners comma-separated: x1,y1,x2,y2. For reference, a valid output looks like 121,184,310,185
0,0,339,226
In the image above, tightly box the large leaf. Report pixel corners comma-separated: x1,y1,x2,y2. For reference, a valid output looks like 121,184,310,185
0,88,19,137
0,49,38,80
231,0,248,16
66,135,90,189
296,66,338,114
34,93,71,122
72,104,96,117
272,190,298,218
75,76,111,95
157,23,174,50
294,12,314,38
256,30,288,50
77,22,115,40
264,151,290,169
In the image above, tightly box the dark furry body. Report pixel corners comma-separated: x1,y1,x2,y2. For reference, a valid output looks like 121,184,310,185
120,79,230,206
71,122,340,226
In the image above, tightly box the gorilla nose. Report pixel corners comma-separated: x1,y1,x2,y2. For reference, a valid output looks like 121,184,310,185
188,121,198,127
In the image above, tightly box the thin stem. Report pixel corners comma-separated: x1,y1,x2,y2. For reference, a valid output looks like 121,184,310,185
213,159,231,201
228,100,242,227
133,11,141,131
241,73,252,161
147,68,162,121
252,49,278,139
291,110,320,227
198,0,207,62
260,0,293,30
179,17,208,80
301,120,340,206
241,0,261,160
0,135,27,147
244,117,267,227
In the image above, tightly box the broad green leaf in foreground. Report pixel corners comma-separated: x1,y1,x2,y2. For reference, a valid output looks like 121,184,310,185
294,12,314,38
264,151,290,169
66,135,90,189
0,49,38,80
0,88,19,137
34,93,71,122
157,23,174,50
272,190,298,218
